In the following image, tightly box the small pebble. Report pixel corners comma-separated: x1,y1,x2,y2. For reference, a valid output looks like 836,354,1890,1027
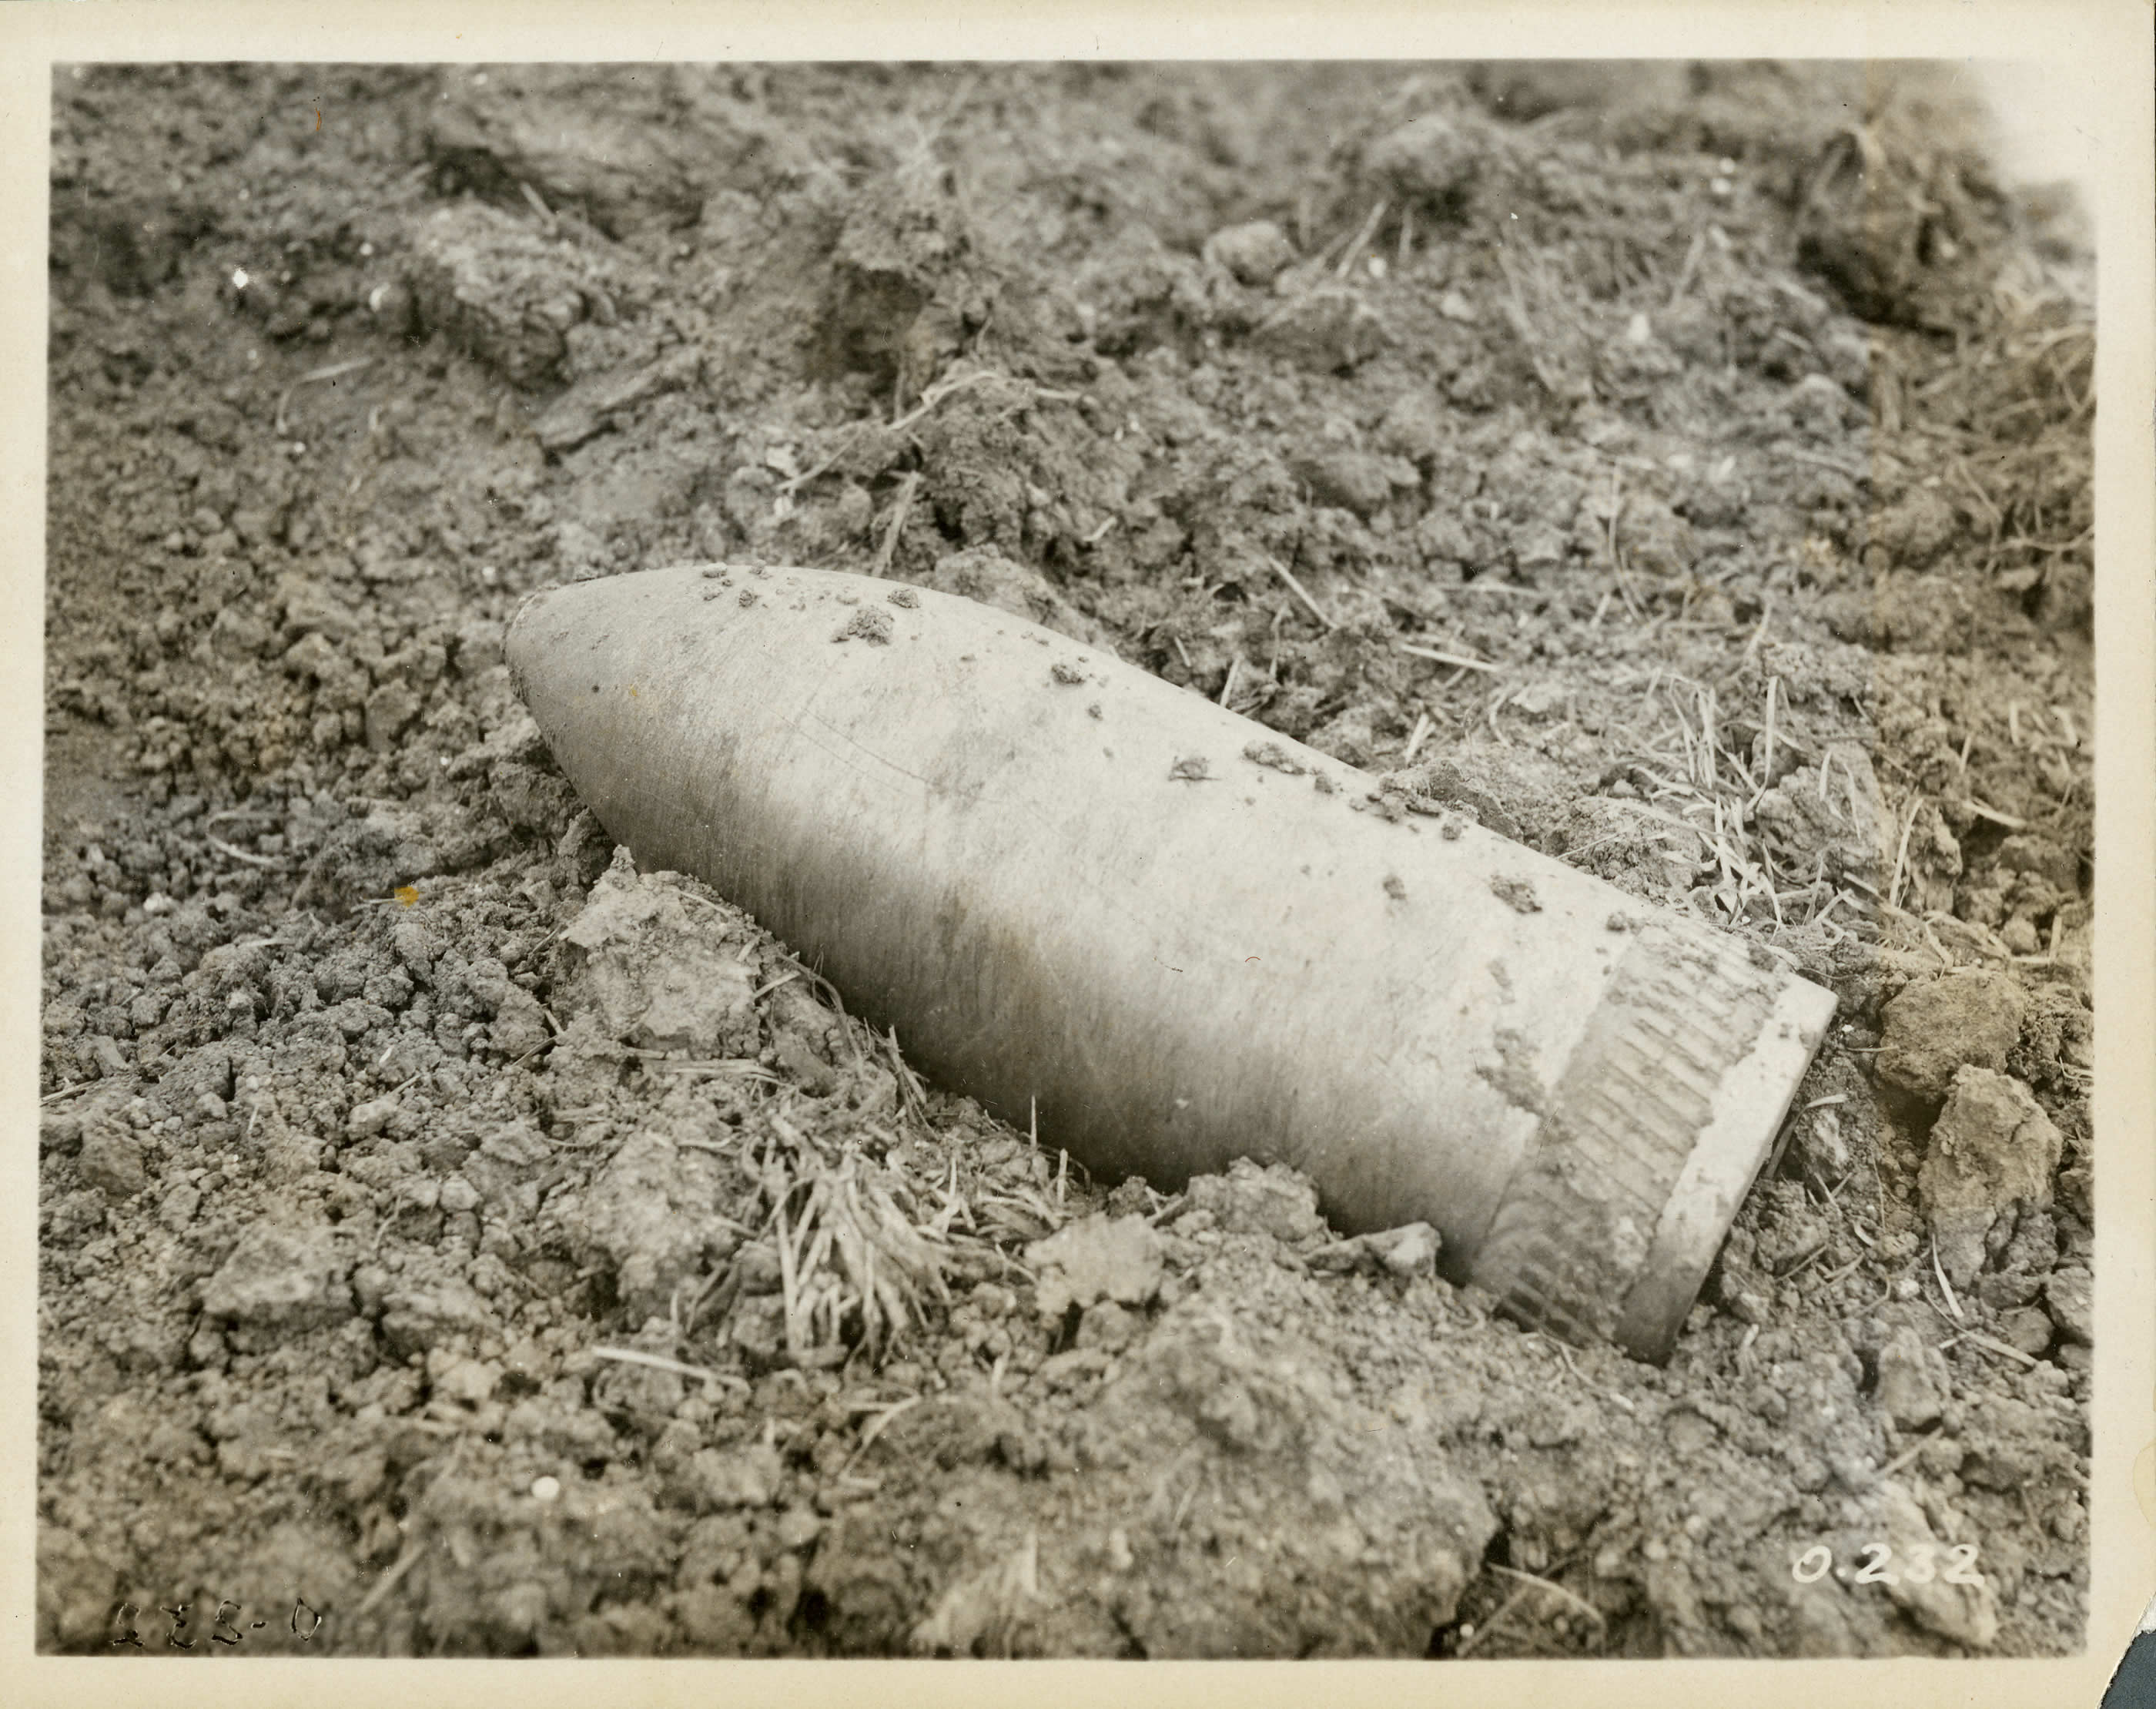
439,1175,480,1215
531,1475,562,1503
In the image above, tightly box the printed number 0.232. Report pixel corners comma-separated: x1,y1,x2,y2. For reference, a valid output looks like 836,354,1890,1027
1790,1543,1982,1586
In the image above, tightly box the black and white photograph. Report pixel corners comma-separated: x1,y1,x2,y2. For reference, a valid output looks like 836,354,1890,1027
12,4,2151,1699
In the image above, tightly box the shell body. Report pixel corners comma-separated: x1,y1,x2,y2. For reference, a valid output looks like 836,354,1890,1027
508,562,1836,1359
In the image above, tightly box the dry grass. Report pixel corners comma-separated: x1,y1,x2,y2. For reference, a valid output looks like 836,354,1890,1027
1612,670,1809,936
757,1112,957,1365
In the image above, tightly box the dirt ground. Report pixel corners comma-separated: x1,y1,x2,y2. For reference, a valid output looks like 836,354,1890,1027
38,61,2094,1658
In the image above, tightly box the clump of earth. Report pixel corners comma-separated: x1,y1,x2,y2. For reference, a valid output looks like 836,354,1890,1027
40,61,2091,1657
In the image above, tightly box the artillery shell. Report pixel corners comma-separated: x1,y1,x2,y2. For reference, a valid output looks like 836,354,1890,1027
508,563,1836,1359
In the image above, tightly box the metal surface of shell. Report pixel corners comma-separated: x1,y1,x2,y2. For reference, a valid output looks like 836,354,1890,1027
507,562,1838,1360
